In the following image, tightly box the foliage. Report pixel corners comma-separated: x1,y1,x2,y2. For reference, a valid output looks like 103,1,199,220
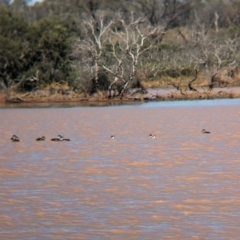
0,7,75,91
1,0,240,94
26,18,73,83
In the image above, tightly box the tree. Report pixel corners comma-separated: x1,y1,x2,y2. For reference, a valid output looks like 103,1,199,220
0,7,28,90
138,0,192,28
0,7,74,92
73,13,164,97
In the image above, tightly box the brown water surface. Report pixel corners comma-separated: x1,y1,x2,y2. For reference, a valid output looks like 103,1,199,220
1,99,240,239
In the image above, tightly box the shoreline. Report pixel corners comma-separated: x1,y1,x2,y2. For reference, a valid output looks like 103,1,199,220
1,87,240,107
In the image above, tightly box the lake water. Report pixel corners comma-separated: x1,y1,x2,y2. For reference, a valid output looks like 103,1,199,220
1,99,240,239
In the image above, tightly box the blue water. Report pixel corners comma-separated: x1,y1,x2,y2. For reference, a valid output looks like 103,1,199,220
2,98,240,109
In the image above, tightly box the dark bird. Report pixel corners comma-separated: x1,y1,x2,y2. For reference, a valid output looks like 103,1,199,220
63,138,71,141
51,135,63,141
110,135,115,139
51,135,70,141
149,134,156,139
36,136,46,141
11,135,20,142
51,137,59,141
202,129,211,134
60,134,70,141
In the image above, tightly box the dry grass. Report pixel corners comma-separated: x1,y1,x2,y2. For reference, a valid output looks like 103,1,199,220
142,80,167,89
156,90,240,101
43,82,71,91
1,91,87,103
141,73,211,89
1,74,240,105
2,89,240,104
0,92,8,103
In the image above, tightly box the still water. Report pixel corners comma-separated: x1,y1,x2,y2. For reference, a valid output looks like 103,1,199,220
1,99,240,239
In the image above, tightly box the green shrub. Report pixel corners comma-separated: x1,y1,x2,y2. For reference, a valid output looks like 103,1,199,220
0,7,74,91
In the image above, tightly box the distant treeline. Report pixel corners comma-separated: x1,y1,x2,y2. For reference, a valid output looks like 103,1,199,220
1,0,240,94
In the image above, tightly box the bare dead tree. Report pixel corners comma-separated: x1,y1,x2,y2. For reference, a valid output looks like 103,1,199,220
75,14,113,94
189,9,240,76
208,72,219,92
118,16,153,97
101,19,131,97
78,13,165,98
188,69,198,92
214,11,219,33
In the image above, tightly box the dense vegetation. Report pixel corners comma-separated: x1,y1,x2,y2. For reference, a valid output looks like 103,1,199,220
1,0,240,97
